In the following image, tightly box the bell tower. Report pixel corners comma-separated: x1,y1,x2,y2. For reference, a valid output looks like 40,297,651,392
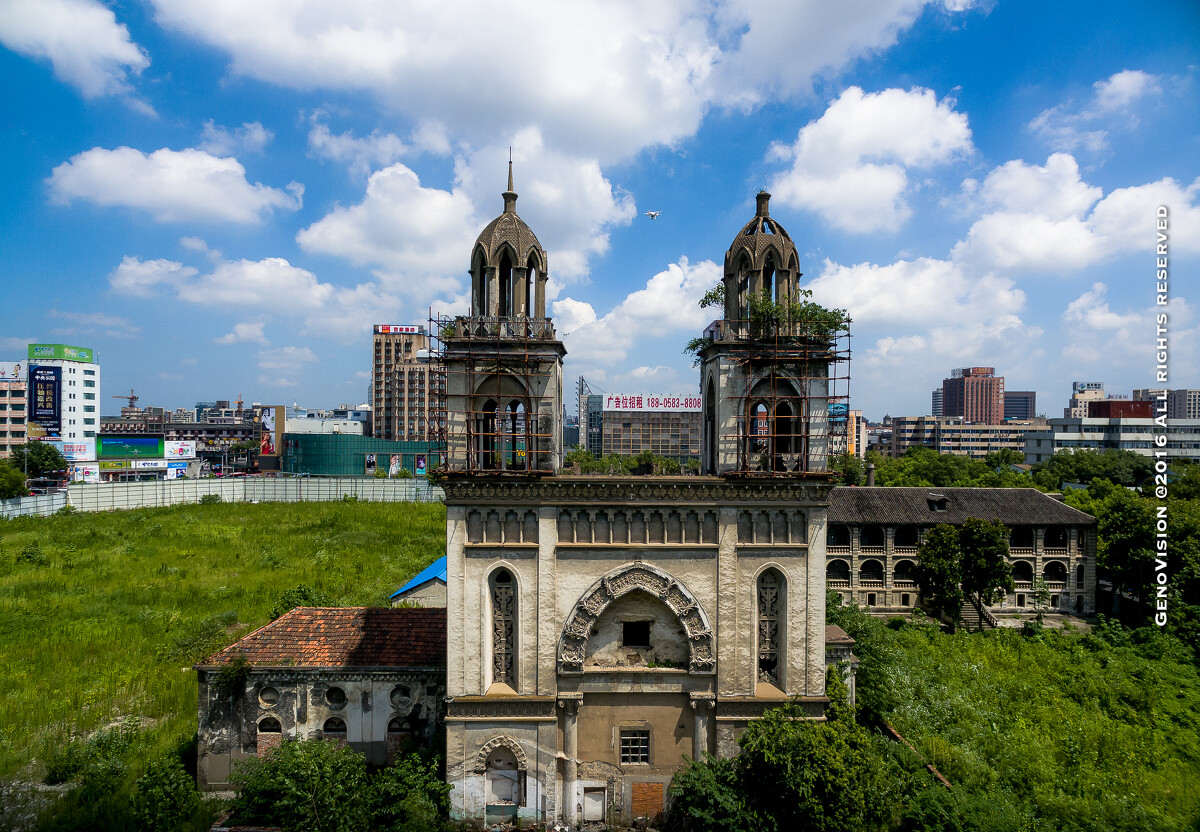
698,191,849,476
439,164,566,474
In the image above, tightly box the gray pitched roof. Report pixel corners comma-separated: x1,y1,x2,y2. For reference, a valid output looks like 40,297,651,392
828,487,1096,527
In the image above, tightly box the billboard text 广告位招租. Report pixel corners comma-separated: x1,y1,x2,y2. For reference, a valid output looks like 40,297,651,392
27,344,94,363
28,365,62,438
602,393,702,412
55,440,96,461
97,435,165,459
165,441,196,459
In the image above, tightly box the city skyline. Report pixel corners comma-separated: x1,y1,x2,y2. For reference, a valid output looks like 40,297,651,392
1,0,1197,419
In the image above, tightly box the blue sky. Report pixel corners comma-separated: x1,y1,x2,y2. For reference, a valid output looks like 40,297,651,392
1,0,1197,419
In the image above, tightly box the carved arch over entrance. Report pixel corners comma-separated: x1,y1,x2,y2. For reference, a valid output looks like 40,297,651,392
473,735,528,773
558,563,714,675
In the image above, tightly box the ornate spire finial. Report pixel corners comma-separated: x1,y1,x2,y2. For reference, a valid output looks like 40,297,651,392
503,156,517,214
755,190,771,217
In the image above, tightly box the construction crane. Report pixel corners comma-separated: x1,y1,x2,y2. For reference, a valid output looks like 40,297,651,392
112,389,138,409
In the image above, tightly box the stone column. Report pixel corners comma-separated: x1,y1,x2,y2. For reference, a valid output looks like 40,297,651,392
513,267,529,317
559,696,581,825
485,266,499,318
690,695,715,759
535,275,547,318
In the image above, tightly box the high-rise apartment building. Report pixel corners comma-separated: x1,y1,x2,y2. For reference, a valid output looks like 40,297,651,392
26,344,100,444
942,367,1004,424
0,360,27,458
1004,390,1036,421
1065,382,1105,418
371,325,445,442
931,388,943,417
1168,389,1200,419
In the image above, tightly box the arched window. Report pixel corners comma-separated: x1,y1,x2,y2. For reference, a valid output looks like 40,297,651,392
525,254,539,317
258,717,281,733
323,717,346,735
860,559,883,583
504,400,527,470
893,560,915,583
757,570,783,685
1010,527,1034,549
1045,527,1068,548
1076,564,1085,588
1012,561,1033,583
1043,561,1068,583
762,255,776,304
894,526,919,548
387,718,415,745
775,402,797,470
751,402,770,470
827,524,850,547
476,399,498,470
826,559,850,583
860,525,885,549
491,569,517,688
497,251,514,317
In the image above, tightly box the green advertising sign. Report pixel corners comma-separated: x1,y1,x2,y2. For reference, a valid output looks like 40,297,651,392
97,435,165,458
27,344,95,363
99,460,129,470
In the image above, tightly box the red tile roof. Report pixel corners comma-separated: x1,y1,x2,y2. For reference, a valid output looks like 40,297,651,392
198,607,446,668
825,624,855,645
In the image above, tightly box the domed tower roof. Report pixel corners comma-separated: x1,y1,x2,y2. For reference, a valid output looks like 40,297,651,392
724,191,797,272
473,162,545,269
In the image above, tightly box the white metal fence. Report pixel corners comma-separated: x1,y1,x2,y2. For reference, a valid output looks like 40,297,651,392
0,492,69,519
0,478,444,519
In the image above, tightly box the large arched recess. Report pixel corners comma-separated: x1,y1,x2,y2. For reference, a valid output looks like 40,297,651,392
557,563,714,674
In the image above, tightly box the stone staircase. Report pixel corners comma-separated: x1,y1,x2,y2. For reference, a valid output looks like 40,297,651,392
960,593,999,631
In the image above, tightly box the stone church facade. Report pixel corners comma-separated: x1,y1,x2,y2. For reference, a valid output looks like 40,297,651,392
440,172,848,825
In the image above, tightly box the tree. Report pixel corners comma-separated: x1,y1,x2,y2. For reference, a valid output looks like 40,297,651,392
0,460,29,499
232,738,371,832
958,518,1014,606
735,700,887,832
369,752,452,832
132,754,201,832
1031,577,1052,623
8,441,68,478
914,524,964,627
1031,448,1152,490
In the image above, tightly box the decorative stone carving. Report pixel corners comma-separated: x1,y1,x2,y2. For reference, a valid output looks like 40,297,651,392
558,563,714,674
474,735,529,773
443,477,831,508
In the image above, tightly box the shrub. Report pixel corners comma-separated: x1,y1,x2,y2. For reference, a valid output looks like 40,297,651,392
232,738,371,832
55,504,78,516
370,752,453,831
16,542,47,566
270,584,335,620
199,493,222,504
132,755,201,832
160,609,240,663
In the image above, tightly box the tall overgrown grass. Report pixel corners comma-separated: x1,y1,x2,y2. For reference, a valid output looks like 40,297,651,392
0,500,445,827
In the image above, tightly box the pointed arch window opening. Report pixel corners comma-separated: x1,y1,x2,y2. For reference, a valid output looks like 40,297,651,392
744,392,808,473
757,570,782,685
497,252,514,318
475,399,498,470
491,570,517,688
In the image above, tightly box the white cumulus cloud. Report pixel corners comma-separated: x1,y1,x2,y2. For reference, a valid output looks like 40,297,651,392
0,0,148,99
108,256,198,296
200,121,274,156
49,146,303,223
1028,69,1163,153
769,86,972,233
215,321,269,344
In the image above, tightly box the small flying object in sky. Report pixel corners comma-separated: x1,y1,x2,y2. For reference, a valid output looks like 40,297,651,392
644,210,661,220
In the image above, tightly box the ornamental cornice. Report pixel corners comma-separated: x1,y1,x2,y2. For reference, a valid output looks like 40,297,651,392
443,476,833,507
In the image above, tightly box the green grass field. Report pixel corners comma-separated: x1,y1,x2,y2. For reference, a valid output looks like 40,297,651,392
0,500,445,787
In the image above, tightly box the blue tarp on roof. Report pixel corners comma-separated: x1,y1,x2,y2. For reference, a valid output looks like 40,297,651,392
390,556,447,599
